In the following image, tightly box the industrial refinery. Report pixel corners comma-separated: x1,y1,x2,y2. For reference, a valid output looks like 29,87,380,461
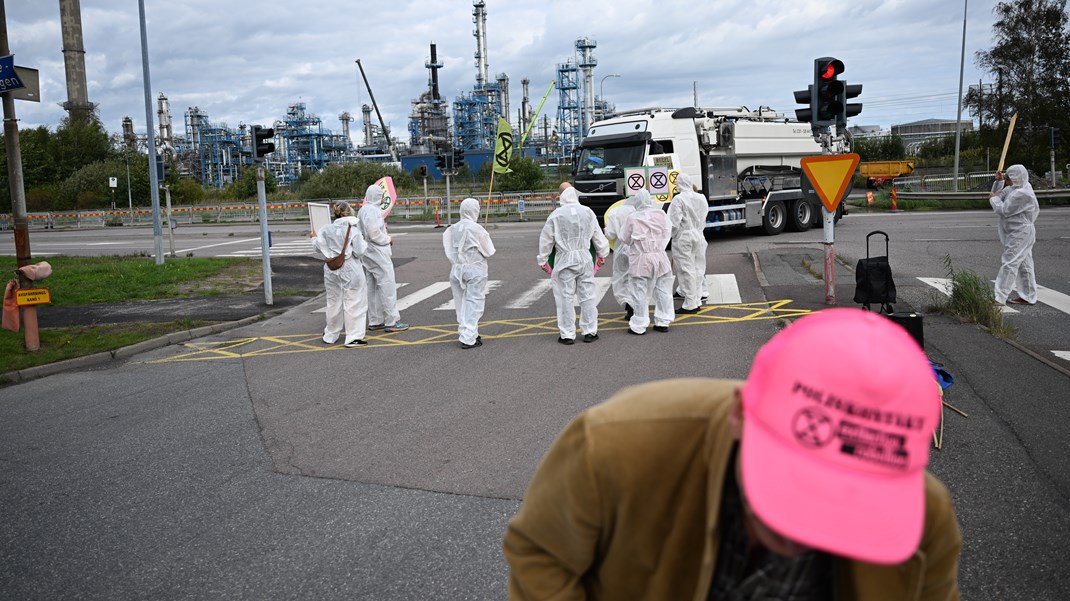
60,0,619,187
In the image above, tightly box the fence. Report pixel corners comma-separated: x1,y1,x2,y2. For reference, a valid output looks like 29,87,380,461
0,190,563,231
892,171,998,192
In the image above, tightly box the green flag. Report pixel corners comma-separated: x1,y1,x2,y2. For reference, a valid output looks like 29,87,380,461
493,117,513,174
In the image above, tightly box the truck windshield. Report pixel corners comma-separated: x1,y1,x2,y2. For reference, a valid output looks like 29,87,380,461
575,142,645,176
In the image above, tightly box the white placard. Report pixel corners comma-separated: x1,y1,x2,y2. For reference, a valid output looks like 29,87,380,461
308,202,331,234
109,177,118,188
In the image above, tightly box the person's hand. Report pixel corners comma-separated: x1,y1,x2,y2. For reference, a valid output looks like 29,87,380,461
595,256,606,269
995,171,1004,181
309,229,316,238
540,262,552,275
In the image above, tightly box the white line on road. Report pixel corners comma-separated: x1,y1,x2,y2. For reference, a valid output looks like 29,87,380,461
1053,351,1070,362
703,274,742,305
177,238,259,254
396,282,452,312
1037,285,1070,315
312,283,410,314
505,279,552,309
434,280,503,310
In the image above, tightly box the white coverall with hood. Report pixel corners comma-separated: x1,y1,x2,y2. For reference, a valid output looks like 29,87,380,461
537,186,611,340
667,172,709,310
621,189,675,334
312,213,368,345
603,194,638,314
357,185,402,327
989,164,1039,304
443,198,497,346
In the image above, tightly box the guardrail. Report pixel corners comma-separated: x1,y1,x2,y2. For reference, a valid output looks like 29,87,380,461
892,171,999,192
0,190,563,231
894,188,1070,201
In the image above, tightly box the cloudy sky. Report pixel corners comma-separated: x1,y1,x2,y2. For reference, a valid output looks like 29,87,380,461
7,0,1002,143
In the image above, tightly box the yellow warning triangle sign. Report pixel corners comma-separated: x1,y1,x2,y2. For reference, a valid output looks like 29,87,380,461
800,153,861,213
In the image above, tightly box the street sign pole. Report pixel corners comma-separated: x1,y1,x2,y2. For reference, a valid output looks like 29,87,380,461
820,133,836,305
1,3,40,351
138,0,164,265
256,165,273,306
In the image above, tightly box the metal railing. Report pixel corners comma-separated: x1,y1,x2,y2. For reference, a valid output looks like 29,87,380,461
892,171,998,192
0,190,564,231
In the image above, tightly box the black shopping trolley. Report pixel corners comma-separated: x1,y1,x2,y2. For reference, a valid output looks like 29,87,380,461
854,230,897,315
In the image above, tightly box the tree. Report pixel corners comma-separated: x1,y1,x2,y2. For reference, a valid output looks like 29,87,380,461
478,156,546,191
853,135,907,162
965,0,1070,171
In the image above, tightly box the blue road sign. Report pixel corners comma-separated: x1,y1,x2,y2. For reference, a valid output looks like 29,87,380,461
0,55,26,94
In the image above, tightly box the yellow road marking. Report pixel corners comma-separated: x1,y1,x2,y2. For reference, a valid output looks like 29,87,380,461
150,301,810,363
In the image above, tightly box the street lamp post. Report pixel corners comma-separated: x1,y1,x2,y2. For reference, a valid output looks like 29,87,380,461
599,74,621,120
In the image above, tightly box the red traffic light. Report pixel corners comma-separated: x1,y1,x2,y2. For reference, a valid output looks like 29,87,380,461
819,59,844,80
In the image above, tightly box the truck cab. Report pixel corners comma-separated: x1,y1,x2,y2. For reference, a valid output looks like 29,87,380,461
573,107,840,235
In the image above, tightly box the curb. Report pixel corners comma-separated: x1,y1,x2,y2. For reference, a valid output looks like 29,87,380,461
1,314,266,386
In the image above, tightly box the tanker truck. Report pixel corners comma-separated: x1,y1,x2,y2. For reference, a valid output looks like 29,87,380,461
572,106,845,234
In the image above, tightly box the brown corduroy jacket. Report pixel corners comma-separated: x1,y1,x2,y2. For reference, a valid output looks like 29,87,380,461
504,378,961,601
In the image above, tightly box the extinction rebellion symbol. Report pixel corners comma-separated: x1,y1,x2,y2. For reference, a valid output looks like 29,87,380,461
792,407,836,448
650,171,667,189
627,173,646,191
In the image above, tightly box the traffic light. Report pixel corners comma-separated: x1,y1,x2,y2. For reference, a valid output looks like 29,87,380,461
252,125,275,161
837,83,863,132
453,148,465,169
419,165,428,177
1053,127,1061,148
435,153,446,171
793,85,813,123
813,57,845,129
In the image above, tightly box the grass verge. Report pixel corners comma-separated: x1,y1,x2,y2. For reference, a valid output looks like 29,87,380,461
0,255,263,306
1,255,264,376
1,320,218,375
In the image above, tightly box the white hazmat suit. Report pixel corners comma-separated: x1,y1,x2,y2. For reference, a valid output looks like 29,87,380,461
443,198,496,347
603,194,638,317
667,172,709,311
537,186,610,342
989,164,1039,305
312,212,368,345
358,185,405,330
621,189,675,334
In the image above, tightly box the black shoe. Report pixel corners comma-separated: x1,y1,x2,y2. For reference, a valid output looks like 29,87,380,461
344,339,368,348
653,325,669,333
677,307,700,314
627,328,645,336
673,291,683,299
558,337,575,345
583,333,599,343
460,339,483,349
624,303,634,320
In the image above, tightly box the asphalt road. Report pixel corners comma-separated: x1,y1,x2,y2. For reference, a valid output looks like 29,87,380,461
1,207,1068,599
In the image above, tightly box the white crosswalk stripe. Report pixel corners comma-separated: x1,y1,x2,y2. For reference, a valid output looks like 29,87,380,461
311,283,409,314
311,274,744,313
434,281,503,310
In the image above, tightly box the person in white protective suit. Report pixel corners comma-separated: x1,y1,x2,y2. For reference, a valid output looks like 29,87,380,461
989,164,1040,305
603,194,639,321
620,189,675,334
311,201,369,347
536,186,611,345
443,198,497,349
668,171,709,313
358,184,408,332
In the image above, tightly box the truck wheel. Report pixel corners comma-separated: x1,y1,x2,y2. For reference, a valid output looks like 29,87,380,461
761,199,787,236
786,199,814,232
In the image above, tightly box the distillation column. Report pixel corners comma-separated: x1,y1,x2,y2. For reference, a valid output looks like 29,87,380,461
472,1,489,86
576,37,597,136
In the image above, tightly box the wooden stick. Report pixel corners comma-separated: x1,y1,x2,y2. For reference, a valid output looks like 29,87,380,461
997,112,1018,173
943,401,969,418
485,169,496,226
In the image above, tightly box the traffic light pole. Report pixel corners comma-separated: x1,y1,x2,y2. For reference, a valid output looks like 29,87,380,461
818,130,837,306
445,172,452,226
256,164,273,306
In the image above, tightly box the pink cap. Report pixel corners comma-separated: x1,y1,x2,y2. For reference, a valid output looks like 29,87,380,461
740,308,941,564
